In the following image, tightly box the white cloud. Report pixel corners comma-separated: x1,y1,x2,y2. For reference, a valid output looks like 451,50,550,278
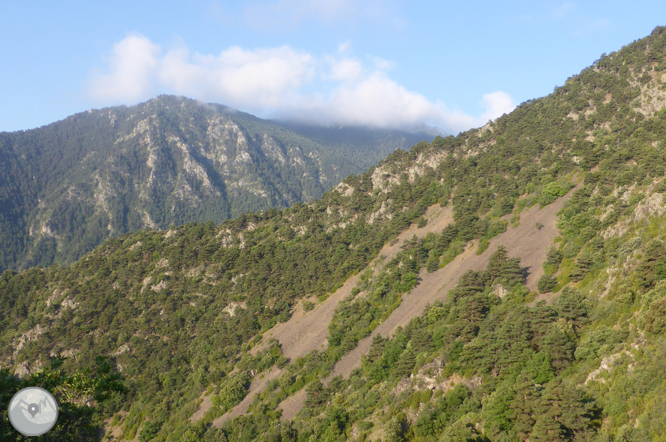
88,35,161,102
326,56,363,83
370,56,396,71
282,74,515,133
159,45,314,108
291,71,442,128
88,35,516,133
480,91,516,122
338,40,352,53
429,92,515,134
90,38,314,111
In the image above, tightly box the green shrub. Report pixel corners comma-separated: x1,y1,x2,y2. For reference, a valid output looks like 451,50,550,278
537,274,558,293
540,181,572,206
211,372,251,413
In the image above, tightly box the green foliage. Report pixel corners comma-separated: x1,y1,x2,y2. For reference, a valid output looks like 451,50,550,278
0,357,125,441
537,274,557,293
0,96,436,273
637,240,666,289
540,181,574,206
544,247,563,274
426,250,440,273
575,326,628,362
211,372,251,413
6,25,666,442
554,287,589,325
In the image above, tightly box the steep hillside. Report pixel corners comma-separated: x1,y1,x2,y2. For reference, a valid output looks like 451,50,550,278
0,96,433,272
4,26,666,442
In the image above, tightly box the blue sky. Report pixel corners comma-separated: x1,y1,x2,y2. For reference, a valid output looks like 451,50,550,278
1,1,665,134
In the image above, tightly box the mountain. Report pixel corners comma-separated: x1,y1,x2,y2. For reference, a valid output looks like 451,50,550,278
4,26,666,442
0,95,436,272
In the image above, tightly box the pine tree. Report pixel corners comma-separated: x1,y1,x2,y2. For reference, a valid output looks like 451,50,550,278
545,247,563,266
487,246,511,282
538,274,558,294
570,249,594,282
426,250,440,273
510,375,543,440
436,224,458,252
483,383,516,437
555,287,589,325
644,297,666,335
410,328,432,353
304,380,328,409
527,352,555,384
384,416,406,442
530,414,566,441
394,348,416,378
535,381,597,440
637,240,666,288
280,421,298,442
542,326,575,372
486,246,525,286
367,334,386,363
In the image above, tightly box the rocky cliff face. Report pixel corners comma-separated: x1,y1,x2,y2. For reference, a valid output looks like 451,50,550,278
0,95,433,271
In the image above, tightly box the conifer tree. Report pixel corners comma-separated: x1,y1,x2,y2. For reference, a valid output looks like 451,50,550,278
510,375,543,440
637,240,666,288
545,247,563,266
367,334,387,362
530,414,565,442
394,348,416,378
542,326,575,372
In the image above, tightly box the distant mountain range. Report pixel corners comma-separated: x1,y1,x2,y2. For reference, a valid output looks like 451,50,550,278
5,25,666,442
0,95,438,271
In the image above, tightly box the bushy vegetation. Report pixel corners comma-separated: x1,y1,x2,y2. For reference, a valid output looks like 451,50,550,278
0,357,125,441
3,25,666,442
0,95,433,273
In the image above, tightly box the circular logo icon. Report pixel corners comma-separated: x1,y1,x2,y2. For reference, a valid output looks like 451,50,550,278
8,387,59,436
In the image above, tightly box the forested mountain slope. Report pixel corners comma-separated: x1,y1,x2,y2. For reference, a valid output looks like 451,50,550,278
0,96,433,272
4,26,666,442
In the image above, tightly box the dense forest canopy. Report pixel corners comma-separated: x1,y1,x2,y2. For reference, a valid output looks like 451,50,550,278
0,96,434,273
3,25,666,442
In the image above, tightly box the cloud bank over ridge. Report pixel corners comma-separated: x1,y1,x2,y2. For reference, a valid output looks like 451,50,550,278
88,35,516,133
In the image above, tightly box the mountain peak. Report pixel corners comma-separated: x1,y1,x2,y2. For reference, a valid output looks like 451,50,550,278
0,100,436,271
6,26,666,442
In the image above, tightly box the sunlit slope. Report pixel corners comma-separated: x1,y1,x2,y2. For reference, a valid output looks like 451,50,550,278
0,95,433,272
3,26,666,442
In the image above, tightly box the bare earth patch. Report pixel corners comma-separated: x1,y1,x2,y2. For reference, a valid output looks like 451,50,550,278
213,367,282,427
189,387,214,423
278,389,308,421
331,186,577,380
244,186,578,421
259,205,453,361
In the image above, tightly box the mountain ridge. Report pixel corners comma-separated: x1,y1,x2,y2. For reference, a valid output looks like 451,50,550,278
0,95,437,272
3,25,666,442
